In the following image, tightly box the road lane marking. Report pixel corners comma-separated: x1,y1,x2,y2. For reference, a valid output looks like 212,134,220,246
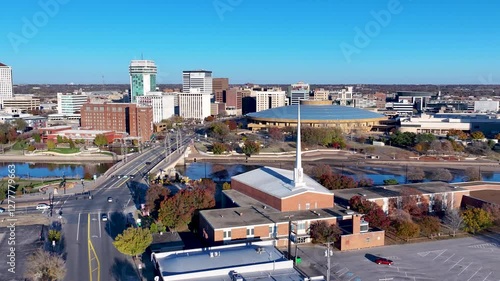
443,253,455,264
458,262,472,275
433,250,447,260
467,267,482,281
99,213,102,238
88,213,101,281
88,213,92,281
77,213,81,241
449,257,464,271
481,272,491,281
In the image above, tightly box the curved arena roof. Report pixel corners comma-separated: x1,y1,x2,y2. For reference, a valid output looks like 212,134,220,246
247,104,384,122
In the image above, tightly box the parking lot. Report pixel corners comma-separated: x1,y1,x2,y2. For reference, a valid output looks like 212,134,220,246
296,234,500,281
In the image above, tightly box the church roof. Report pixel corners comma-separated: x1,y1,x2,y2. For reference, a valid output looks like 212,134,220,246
231,166,333,199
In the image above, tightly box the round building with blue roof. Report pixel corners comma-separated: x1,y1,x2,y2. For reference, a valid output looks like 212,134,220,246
246,101,386,131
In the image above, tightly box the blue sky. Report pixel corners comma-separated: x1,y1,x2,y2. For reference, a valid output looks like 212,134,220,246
1,0,499,84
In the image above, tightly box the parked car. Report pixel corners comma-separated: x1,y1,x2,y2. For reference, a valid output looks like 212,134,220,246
0,207,5,213
101,214,108,221
375,258,393,265
36,203,50,210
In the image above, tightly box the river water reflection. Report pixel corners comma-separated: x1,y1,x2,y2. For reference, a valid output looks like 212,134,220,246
176,162,500,184
0,162,113,179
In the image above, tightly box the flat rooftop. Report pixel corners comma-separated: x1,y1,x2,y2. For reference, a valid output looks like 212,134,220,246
201,205,348,230
191,269,306,281
223,189,278,210
335,182,467,202
469,190,500,205
232,166,333,199
54,129,114,135
153,242,293,280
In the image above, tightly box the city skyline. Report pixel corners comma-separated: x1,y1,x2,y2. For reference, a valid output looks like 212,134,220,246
2,0,500,84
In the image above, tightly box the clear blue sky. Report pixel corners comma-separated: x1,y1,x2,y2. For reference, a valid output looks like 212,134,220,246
1,0,499,84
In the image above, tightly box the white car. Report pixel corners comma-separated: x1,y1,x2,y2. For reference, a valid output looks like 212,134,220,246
101,214,108,221
36,203,50,210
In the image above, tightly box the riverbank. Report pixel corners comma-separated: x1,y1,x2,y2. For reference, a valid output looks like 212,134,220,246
0,154,117,163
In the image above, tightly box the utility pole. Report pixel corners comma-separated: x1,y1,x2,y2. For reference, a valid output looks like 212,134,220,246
325,242,334,281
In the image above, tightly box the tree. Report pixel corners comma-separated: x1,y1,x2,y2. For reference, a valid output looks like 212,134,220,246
415,133,436,144
56,135,63,144
447,129,468,141
27,144,36,152
24,249,66,281
482,203,500,226
429,168,453,182
470,131,485,140
311,164,332,179
93,134,108,147
204,116,215,122
464,167,481,181
357,178,374,188
48,230,62,242
68,138,76,149
414,142,429,154
465,141,491,156
145,184,170,219
225,120,238,131
222,182,231,190
400,187,429,218
495,133,500,140
407,167,425,182
389,131,416,148
14,118,27,131
444,209,464,236
212,142,228,154
33,133,41,143
383,178,399,185
462,208,492,234
429,140,443,155
210,122,230,141
113,227,153,258
47,140,56,150
242,140,260,157
349,196,390,229
268,127,284,142
394,220,420,241
417,216,441,238
319,173,357,190
309,220,341,244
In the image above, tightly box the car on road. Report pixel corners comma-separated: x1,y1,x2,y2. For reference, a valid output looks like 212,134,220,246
129,175,134,178
0,207,5,213
145,161,151,165
118,175,122,178
101,214,108,221
107,197,113,203
36,203,50,210
375,258,393,265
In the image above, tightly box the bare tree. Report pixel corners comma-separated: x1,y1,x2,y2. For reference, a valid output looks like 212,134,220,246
464,167,481,181
444,209,464,237
407,167,426,182
24,249,66,281
429,140,442,155
429,168,453,182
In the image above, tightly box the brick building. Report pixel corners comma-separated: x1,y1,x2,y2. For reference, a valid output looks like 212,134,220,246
213,78,229,103
80,102,153,142
199,104,385,251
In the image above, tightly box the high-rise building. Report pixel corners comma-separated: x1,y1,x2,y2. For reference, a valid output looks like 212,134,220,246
178,88,211,120
213,78,229,102
288,82,310,105
226,87,243,110
80,103,153,142
254,89,286,112
312,88,330,101
136,92,175,123
129,60,157,103
0,62,13,108
57,92,88,114
182,70,212,95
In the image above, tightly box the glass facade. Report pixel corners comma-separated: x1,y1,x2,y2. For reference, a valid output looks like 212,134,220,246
131,74,144,103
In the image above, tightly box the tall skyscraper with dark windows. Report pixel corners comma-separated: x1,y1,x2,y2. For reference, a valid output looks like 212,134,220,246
129,60,157,103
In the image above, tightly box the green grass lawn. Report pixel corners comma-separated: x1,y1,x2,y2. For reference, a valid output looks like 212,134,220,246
49,147,80,154
12,140,28,150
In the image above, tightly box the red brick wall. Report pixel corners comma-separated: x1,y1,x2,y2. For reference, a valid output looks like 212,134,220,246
281,192,334,212
340,230,385,251
232,179,282,210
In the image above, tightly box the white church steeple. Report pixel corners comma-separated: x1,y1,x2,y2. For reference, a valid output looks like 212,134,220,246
293,102,305,188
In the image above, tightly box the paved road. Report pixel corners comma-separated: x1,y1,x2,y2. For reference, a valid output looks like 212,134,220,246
58,135,193,281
